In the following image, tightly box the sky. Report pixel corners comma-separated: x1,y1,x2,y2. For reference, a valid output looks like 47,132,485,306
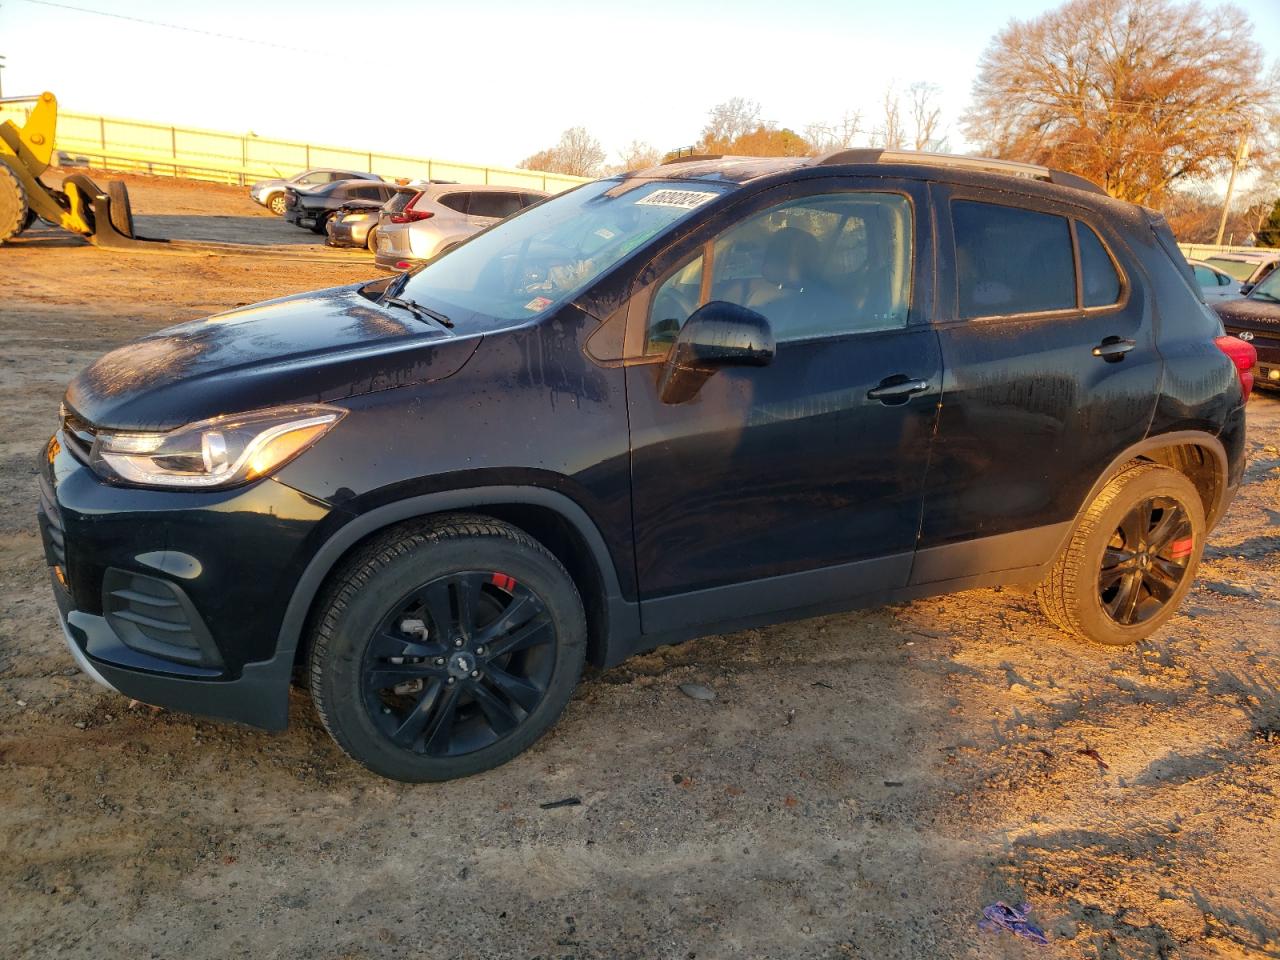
1,0,1278,172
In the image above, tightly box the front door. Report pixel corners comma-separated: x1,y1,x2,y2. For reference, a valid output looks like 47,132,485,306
623,178,943,634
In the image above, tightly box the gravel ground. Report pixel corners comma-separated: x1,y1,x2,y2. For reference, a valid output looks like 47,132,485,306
1,173,1278,960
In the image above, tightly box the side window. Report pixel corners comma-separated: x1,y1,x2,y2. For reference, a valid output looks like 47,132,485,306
644,192,913,352
1219,271,1233,286
1076,221,1122,307
329,172,354,182
647,253,705,353
438,192,471,214
1193,265,1214,285
469,192,523,219
296,171,328,185
953,200,1075,318
351,185,382,200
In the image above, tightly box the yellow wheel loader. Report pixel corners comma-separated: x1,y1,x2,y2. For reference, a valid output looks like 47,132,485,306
0,91,144,246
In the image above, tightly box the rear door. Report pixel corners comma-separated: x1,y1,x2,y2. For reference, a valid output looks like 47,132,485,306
914,185,1161,581
623,177,943,632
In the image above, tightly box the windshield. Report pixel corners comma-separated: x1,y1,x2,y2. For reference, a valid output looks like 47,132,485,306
401,179,732,320
1250,268,1280,303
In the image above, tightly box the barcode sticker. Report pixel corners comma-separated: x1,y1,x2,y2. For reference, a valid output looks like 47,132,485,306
636,189,719,210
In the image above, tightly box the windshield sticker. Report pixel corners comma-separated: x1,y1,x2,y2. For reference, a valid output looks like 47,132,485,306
593,227,616,240
524,296,553,312
636,189,719,210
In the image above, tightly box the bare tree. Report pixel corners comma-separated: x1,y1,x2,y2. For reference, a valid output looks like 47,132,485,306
519,127,606,178
962,0,1278,204
805,110,862,154
616,140,662,171
700,98,762,153
872,86,906,149
908,82,944,151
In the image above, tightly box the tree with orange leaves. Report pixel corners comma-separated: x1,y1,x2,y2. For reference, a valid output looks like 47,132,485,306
962,0,1277,205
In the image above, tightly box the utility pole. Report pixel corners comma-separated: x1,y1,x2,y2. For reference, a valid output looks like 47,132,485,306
0,56,7,99
1215,130,1250,247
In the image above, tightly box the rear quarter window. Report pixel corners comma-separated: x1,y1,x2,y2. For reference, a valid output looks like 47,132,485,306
1076,222,1122,307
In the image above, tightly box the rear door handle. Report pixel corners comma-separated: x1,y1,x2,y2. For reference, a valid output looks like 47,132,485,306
1092,336,1136,361
867,376,931,402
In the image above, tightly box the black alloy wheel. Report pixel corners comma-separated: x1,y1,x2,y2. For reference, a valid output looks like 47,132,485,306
308,516,586,782
1036,461,1206,645
1098,496,1194,626
362,571,556,757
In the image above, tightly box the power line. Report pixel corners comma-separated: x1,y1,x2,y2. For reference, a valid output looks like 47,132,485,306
16,0,322,54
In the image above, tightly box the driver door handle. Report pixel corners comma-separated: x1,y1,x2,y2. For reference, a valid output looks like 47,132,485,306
1092,336,1136,361
867,377,930,402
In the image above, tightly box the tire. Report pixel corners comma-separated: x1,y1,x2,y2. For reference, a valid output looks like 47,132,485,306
106,180,134,238
308,515,587,782
1035,461,1205,645
310,212,331,235
365,226,378,252
0,161,29,244
268,193,288,216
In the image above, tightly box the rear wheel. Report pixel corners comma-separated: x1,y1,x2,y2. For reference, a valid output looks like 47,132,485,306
106,180,134,238
1036,461,1205,645
308,516,587,782
365,226,378,252
268,193,288,216
0,162,29,243
310,212,331,235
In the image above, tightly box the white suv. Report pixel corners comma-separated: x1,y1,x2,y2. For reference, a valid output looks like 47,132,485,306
374,184,547,269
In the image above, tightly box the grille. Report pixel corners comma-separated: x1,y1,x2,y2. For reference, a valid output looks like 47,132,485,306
37,472,66,567
103,569,222,668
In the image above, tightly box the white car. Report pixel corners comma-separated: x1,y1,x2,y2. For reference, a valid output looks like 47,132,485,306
1188,259,1244,301
374,184,547,269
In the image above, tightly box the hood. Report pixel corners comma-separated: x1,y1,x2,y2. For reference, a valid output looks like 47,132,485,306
252,178,286,192
1214,296,1280,330
66,285,480,431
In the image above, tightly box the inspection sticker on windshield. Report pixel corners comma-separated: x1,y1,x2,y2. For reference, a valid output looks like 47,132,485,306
636,189,719,210
524,296,553,312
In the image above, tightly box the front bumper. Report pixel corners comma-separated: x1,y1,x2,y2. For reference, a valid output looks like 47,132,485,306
326,219,371,248
37,436,339,729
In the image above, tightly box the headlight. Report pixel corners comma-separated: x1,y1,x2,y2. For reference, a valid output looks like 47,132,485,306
90,404,344,489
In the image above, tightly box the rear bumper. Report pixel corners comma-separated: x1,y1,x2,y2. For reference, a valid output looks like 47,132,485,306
285,208,321,228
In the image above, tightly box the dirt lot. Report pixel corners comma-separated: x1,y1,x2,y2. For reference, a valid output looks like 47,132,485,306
1,173,1278,960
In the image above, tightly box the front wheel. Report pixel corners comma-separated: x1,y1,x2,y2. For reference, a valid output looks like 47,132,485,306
308,516,587,782
268,193,288,216
1036,461,1205,645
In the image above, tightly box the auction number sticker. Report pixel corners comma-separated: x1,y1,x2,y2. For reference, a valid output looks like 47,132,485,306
524,296,553,311
636,189,719,209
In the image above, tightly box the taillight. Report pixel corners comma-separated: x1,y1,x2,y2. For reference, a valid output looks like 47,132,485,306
1214,335,1257,401
389,210,434,224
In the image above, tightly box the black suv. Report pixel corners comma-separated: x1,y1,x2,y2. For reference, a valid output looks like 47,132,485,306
39,151,1255,782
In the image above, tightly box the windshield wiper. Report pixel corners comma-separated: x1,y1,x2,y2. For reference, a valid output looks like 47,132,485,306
382,295,454,329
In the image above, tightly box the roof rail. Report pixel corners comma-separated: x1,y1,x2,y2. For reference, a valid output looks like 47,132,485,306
814,148,1105,195
660,153,728,165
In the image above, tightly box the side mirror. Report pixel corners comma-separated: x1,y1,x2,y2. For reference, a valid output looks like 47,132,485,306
1239,283,1253,296
658,300,775,404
